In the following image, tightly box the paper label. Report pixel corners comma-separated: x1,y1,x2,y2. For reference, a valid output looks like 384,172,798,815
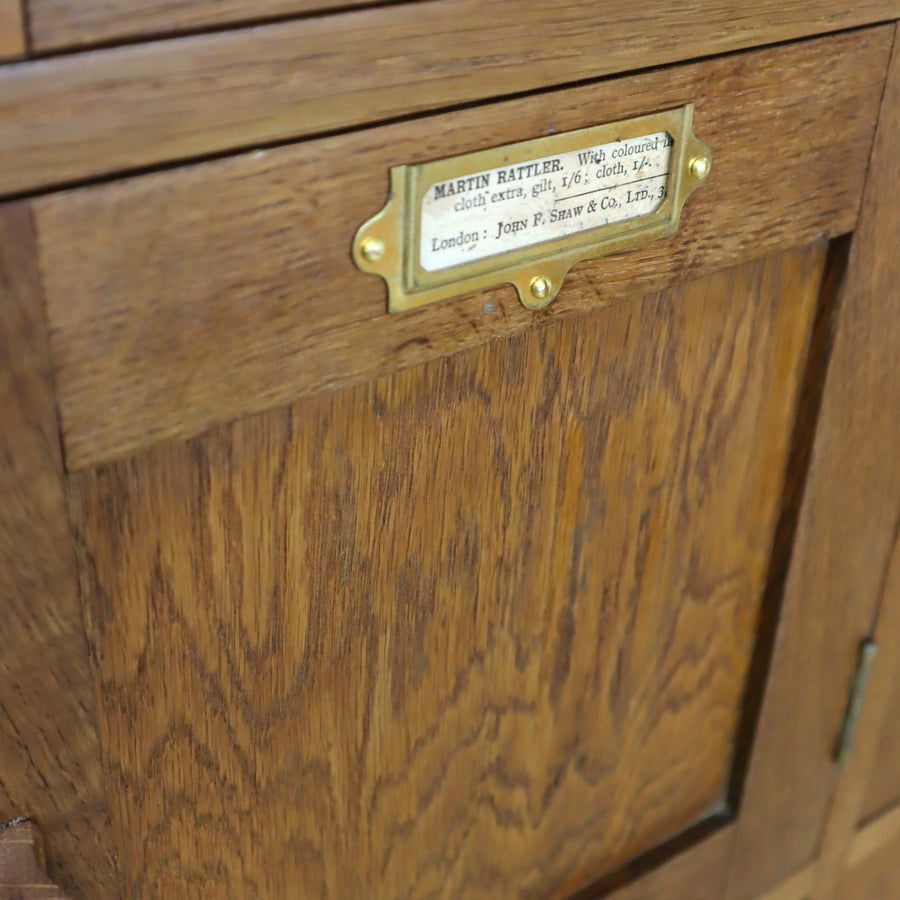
419,131,673,272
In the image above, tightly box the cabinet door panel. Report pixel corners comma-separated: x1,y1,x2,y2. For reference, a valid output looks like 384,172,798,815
69,243,825,899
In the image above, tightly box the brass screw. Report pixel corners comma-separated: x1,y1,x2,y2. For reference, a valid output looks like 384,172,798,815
360,237,385,262
530,276,551,301
689,155,710,180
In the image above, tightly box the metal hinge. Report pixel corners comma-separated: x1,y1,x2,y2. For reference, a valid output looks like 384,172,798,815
834,639,878,766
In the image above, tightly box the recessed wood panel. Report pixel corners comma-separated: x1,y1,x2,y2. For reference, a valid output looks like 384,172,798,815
69,244,824,898
35,27,889,472
0,203,117,896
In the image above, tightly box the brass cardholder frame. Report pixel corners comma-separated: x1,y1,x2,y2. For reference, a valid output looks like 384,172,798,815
352,105,711,313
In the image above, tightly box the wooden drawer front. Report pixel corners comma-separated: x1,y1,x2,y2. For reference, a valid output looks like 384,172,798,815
34,26,891,471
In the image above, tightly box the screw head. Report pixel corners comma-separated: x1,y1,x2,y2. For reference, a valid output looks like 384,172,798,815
689,155,710,180
360,237,385,262
530,276,551,301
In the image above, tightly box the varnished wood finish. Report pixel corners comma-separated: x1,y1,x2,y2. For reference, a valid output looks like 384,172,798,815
0,7,895,194
860,674,900,822
0,204,116,896
29,0,385,50
812,531,900,899
846,803,900,871
598,825,734,900
0,0,25,59
757,865,816,900
760,803,900,900
35,28,889,471
25,0,900,54
860,503,900,825
725,23,900,900
0,821,71,899
69,245,825,898
837,815,900,900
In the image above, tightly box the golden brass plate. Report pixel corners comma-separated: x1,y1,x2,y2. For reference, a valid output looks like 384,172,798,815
353,105,711,313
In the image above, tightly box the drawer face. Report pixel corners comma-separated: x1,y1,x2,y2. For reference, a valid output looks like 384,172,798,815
35,27,891,471
69,243,825,899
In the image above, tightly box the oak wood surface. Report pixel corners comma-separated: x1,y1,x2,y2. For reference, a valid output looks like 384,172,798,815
0,204,117,897
811,529,900,900
0,4,897,194
846,802,900,871
724,22,900,900
860,673,900,823
758,803,900,900
28,0,385,50
0,0,25,59
757,865,816,900
837,820,900,900
25,0,900,55
35,28,890,472
68,244,825,899
594,824,734,900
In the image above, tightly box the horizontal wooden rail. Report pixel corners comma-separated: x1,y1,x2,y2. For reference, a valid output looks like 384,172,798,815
0,0,26,59
1,0,899,195
28,0,387,51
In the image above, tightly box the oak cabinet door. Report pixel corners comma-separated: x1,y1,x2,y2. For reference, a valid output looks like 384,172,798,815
7,19,898,900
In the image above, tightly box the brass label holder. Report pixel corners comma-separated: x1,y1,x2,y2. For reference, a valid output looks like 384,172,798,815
352,104,711,314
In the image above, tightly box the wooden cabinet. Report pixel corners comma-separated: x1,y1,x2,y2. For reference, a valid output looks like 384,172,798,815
1,4,899,898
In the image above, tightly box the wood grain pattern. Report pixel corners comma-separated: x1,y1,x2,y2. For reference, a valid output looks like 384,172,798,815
0,0,25,59
0,204,117,897
68,245,825,899
26,0,900,54
35,28,890,472
0,5,897,194
725,22,900,900
28,0,385,50
0,821,71,899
